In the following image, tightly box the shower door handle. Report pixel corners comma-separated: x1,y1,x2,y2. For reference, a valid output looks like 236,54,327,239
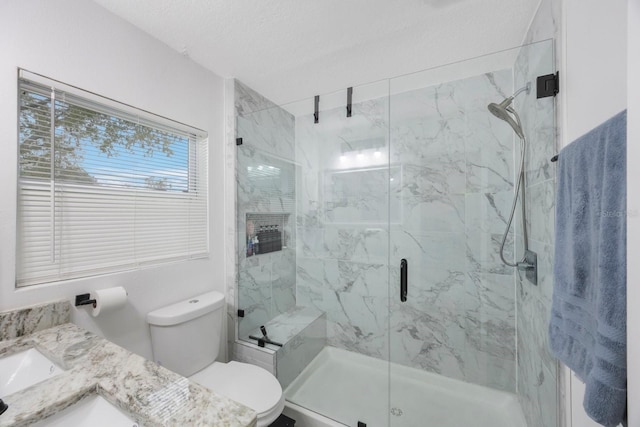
400,258,407,302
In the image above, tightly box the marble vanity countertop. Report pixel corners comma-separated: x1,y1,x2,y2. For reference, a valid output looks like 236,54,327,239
0,323,257,427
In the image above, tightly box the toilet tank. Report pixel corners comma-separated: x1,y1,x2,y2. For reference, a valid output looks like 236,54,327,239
147,291,225,377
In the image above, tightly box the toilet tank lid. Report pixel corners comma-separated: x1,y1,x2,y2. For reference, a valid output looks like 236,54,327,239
147,291,225,326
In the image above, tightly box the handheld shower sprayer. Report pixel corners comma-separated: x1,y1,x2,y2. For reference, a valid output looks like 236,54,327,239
487,82,537,285
487,83,530,139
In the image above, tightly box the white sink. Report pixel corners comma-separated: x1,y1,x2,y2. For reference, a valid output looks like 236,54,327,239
32,394,142,427
0,348,64,396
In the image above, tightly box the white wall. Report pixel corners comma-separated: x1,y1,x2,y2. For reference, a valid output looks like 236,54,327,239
562,0,628,426
563,0,628,144
0,0,226,360
626,1,639,426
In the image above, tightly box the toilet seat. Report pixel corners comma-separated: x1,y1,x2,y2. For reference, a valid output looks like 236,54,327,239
189,361,284,427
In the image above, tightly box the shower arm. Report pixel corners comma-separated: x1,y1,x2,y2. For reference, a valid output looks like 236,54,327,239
512,84,530,99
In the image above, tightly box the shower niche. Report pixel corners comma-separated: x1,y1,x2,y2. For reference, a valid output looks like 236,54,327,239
245,213,290,257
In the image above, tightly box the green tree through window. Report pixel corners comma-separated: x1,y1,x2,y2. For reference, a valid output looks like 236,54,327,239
19,88,189,191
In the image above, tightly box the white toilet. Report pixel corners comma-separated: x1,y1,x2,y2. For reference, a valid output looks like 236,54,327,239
147,291,284,427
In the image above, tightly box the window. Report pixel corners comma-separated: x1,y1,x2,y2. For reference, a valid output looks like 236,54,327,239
16,70,209,287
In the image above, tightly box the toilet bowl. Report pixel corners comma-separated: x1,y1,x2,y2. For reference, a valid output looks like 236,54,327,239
147,291,284,426
190,361,284,426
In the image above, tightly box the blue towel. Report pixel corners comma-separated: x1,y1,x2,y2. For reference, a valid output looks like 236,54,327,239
549,110,627,427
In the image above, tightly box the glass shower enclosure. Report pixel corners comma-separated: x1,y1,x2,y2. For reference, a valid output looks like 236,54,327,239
234,39,558,427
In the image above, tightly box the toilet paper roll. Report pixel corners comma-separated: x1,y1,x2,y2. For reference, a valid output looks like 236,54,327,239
91,286,128,317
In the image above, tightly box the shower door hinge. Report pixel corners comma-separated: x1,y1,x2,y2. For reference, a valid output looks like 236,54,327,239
236,137,243,146
237,309,245,318
357,422,367,427
536,71,559,99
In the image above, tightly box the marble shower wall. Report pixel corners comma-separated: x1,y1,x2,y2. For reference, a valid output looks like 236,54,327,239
235,81,298,340
514,38,559,427
295,71,520,392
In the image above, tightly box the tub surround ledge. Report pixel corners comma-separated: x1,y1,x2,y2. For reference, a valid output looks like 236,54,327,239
0,322,257,427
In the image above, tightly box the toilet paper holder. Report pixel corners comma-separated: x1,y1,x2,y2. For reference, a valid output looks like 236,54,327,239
75,293,96,308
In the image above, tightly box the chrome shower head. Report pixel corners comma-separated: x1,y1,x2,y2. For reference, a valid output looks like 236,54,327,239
488,98,524,139
487,83,530,139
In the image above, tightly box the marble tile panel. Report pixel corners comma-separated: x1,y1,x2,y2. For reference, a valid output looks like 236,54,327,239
465,148,514,193
322,292,389,360
233,341,276,375
294,120,321,171
322,225,388,264
517,278,557,379
296,104,388,168
401,192,465,234
296,257,325,291
298,258,388,304
452,70,513,113
323,260,388,298
523,102,556,187
272,285,296,318
235,80,278,116
238,264,272,339
241,105,294,140
295,283,324,315
525,179,555,245
465,231,514,275
463,350,516,393
465,111,516,153
296,226,325,258
276,313,327,389
295,181,319,222
323,166,389,225
465,191,515,235
518,336,558,427
390,116,466,162
464,272,516,360
390,297,466,353
237,115,295,161
271,249,296,275
390,85,460,122
350,97,390,135
400,160,466,199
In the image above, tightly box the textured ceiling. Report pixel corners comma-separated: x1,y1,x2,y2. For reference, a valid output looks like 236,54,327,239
92,0,541,105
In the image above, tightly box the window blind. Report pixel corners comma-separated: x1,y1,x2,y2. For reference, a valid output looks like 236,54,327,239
17,74,209,287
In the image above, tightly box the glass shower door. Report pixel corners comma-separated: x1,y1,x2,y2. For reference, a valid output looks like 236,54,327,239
387,40,558,427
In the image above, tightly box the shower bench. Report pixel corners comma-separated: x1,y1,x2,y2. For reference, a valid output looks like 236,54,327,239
233,306,326,389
